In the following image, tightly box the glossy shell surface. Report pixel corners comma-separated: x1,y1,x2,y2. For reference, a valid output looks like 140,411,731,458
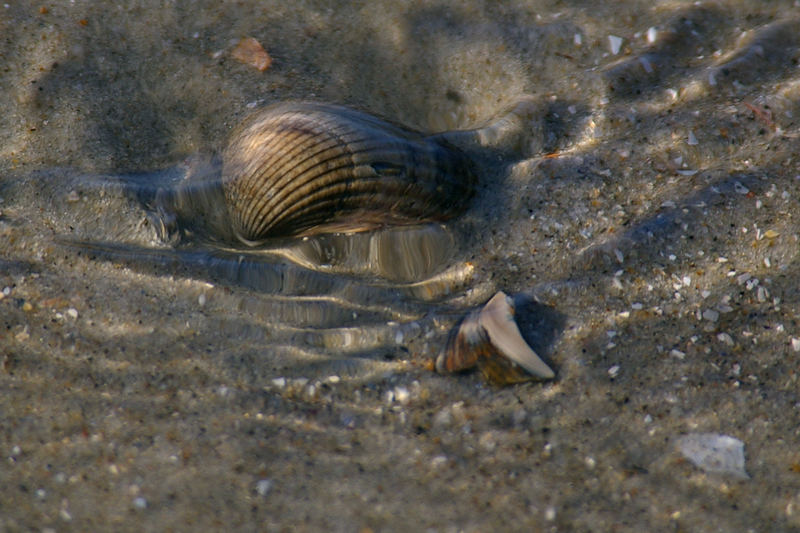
222,101,476,244
436,291,555,385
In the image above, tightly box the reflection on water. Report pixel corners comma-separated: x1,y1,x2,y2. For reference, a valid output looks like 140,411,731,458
4,97,559,381
282,224,455,283
16,163,483,378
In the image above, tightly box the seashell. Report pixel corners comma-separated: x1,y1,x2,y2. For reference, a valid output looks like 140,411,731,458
435,291,555,385
221,101,476,245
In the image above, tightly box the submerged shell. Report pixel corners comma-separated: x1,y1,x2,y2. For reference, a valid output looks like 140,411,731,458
222,101,476,244
436,291,555,385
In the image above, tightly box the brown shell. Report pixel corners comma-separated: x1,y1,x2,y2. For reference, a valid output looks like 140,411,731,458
221,101,476,245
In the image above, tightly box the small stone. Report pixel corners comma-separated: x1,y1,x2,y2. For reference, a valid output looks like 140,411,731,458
255,479,273,497
430,455,448,468
231,37,272,71
66,308,78,319
677,433,748,478
791,338,800,352
717,332,734,345
608,35,623,55
702,309,719,322
608,365,620,378
393,386,410,405
669,349,686,360
757,286,767,302
132,497,147,510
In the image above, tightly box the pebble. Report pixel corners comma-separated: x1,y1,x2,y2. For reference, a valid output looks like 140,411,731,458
255,479,273,497
717,332,735,345
393,386,410,405
677,433,748,478
608,35,623,55
791,338,800,352
231,37,272,71
669,349,686,360
430,455,448,468
132,497,148,510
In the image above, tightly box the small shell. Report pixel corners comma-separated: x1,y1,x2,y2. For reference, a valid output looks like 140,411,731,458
436,291,555,385
222,101,476,245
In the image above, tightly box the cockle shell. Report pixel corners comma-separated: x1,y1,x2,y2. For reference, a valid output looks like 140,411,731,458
221,101,476,245
436,291,555,385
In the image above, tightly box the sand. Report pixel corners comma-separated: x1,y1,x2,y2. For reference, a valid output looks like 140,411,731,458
2,1,800,531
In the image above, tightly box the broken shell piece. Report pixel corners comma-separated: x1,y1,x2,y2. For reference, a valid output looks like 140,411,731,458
435,291,555,385
231,37,272,71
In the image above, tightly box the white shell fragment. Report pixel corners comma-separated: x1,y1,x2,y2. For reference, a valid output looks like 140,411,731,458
480,292,556,380
677,433,749,479
608,35,623,55
435,291,555,385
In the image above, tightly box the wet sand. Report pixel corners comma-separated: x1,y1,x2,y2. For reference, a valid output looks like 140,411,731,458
2,1,800,531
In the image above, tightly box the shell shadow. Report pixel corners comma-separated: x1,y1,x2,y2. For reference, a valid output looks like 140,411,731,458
512,293,567,377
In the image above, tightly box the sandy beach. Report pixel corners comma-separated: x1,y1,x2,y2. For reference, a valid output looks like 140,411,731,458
2,1,800,531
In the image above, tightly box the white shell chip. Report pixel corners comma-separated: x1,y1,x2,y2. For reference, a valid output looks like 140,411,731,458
677,433,749,479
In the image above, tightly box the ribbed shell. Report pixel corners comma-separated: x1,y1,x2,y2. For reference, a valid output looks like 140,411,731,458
221,101,475,244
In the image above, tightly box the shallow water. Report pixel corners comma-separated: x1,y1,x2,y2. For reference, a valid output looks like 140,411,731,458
3,1,800,531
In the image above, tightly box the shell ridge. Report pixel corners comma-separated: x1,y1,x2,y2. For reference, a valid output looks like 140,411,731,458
243,135,349,237
221,101,477,242
249,132,416,237
231,112,344,237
